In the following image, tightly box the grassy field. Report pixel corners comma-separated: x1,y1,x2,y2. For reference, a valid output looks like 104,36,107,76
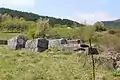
0,46,119,80
0,33,20,40
0,31,120,80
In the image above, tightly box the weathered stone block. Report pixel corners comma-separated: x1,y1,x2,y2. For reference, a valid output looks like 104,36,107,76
48,39,62,49
48,39,80,51
25,38,49,52
7,35,26,50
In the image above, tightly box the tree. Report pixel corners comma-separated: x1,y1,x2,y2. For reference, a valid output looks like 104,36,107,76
0,8,85,27
81,26,95,42
0,14,35,33
35,18,50,38
94,21,107,32
72,22,77,27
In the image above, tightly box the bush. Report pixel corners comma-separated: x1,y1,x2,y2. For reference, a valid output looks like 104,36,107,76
95,26,107,32
47,27,81,39
113,71,120,77
108,30,117,34
94,22,107,32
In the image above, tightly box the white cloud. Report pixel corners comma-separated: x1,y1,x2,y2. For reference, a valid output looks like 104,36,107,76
74,12,117,24
0,0,35,8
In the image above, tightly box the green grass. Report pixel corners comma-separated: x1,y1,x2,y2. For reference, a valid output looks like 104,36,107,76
0,46,119,80
0,32,20,40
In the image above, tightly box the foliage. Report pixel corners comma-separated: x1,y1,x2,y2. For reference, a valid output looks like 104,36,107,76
0,14,36,33
0,13,85,39
94,22,107,32
108,29,120,35
47,26,96,40
27,27,36,39
113,71,120,77
102,20,120,28
0,32,20,40
47,27,82,39
81,26,95,41
95,31,120,53
108,30,117,34
0,8,84,27
35,18,50,38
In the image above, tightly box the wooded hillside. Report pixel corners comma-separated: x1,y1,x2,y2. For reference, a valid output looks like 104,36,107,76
0,8,84,27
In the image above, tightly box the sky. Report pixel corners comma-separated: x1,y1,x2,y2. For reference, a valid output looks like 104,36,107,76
0,0,119,24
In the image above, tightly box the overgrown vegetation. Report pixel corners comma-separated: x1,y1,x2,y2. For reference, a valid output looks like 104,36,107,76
0,8,120,80
94,22,107,32
0,46,119,80
0,8,85,27
0,11,120,53
0,13,36,33
0,12,85,39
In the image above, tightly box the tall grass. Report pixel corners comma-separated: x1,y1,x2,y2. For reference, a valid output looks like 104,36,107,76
0,46,119,80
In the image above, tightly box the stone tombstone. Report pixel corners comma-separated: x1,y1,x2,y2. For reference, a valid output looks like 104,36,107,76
88,47,99,55
48,39,69,50
67,39,79,44
8,35,26,50
48,39,80,51
61,38,68,44
25,38,49,52
48,39,62,49
77,39,80,44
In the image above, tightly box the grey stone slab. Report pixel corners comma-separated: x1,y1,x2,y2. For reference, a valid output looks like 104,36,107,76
25,38,49,52
7,35,26,50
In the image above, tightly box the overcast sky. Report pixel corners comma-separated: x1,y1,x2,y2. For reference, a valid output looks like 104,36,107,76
0,0,119,24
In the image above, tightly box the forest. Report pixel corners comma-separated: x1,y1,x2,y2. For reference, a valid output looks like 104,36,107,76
0,8,108,40
0,8,84,27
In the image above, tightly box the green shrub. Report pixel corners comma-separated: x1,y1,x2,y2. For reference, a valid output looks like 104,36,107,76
113,71,120,77
108,30,117,34
94,22,107,32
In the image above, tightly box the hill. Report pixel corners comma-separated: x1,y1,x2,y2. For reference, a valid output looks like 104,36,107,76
102,19,120,28
0,8,84,27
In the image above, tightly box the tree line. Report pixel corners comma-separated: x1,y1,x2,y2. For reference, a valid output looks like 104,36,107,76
0,8,85,27
0,8,107,40
0,13,36,32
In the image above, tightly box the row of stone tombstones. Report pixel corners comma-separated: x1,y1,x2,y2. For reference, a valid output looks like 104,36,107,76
7,35,49,52
7,35,84,52
7,35,99,54
8,35,120,71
